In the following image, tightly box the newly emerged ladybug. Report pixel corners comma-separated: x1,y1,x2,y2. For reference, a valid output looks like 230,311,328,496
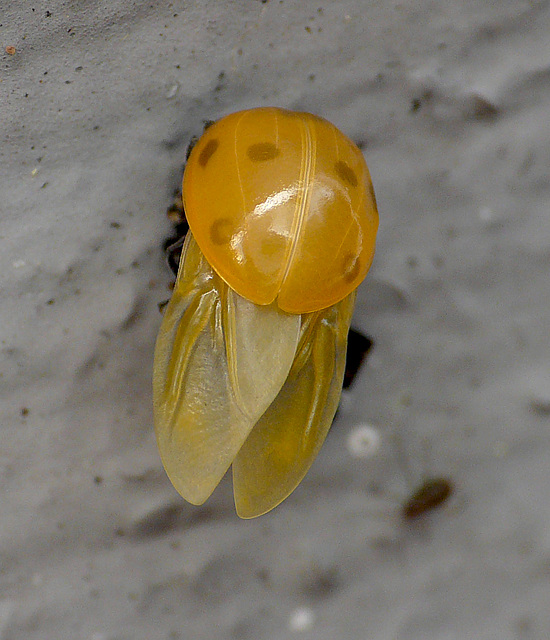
153,107,379,518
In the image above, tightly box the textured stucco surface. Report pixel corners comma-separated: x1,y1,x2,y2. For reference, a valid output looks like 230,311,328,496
2,1,550,638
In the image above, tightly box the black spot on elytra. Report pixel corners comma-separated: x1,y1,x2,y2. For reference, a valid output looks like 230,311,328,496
198,138,219,167
186,121,215,161
247,142,280,162
210,218,233,245
335,160,358,187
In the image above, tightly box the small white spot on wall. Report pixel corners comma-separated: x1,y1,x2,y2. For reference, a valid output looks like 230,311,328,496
346,423,381,458
288,606,315,632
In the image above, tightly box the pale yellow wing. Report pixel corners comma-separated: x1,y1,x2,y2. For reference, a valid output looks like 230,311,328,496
153,233,300,505
232,291,356,518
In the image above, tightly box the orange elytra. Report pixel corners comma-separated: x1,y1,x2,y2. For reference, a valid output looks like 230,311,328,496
183,107,378,314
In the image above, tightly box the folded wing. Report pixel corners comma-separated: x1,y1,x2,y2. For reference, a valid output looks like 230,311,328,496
232,291,356,518
153,234,300,505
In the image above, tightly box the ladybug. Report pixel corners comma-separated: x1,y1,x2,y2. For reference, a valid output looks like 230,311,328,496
153,107,378,518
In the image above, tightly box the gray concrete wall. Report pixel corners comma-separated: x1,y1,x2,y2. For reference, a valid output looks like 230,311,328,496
2,1,550,638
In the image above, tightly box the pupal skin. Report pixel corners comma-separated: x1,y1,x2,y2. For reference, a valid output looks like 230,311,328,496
154,107,378,518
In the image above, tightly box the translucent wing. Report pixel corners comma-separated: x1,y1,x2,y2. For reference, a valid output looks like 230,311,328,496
232,290,356,518
153,233,300,505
